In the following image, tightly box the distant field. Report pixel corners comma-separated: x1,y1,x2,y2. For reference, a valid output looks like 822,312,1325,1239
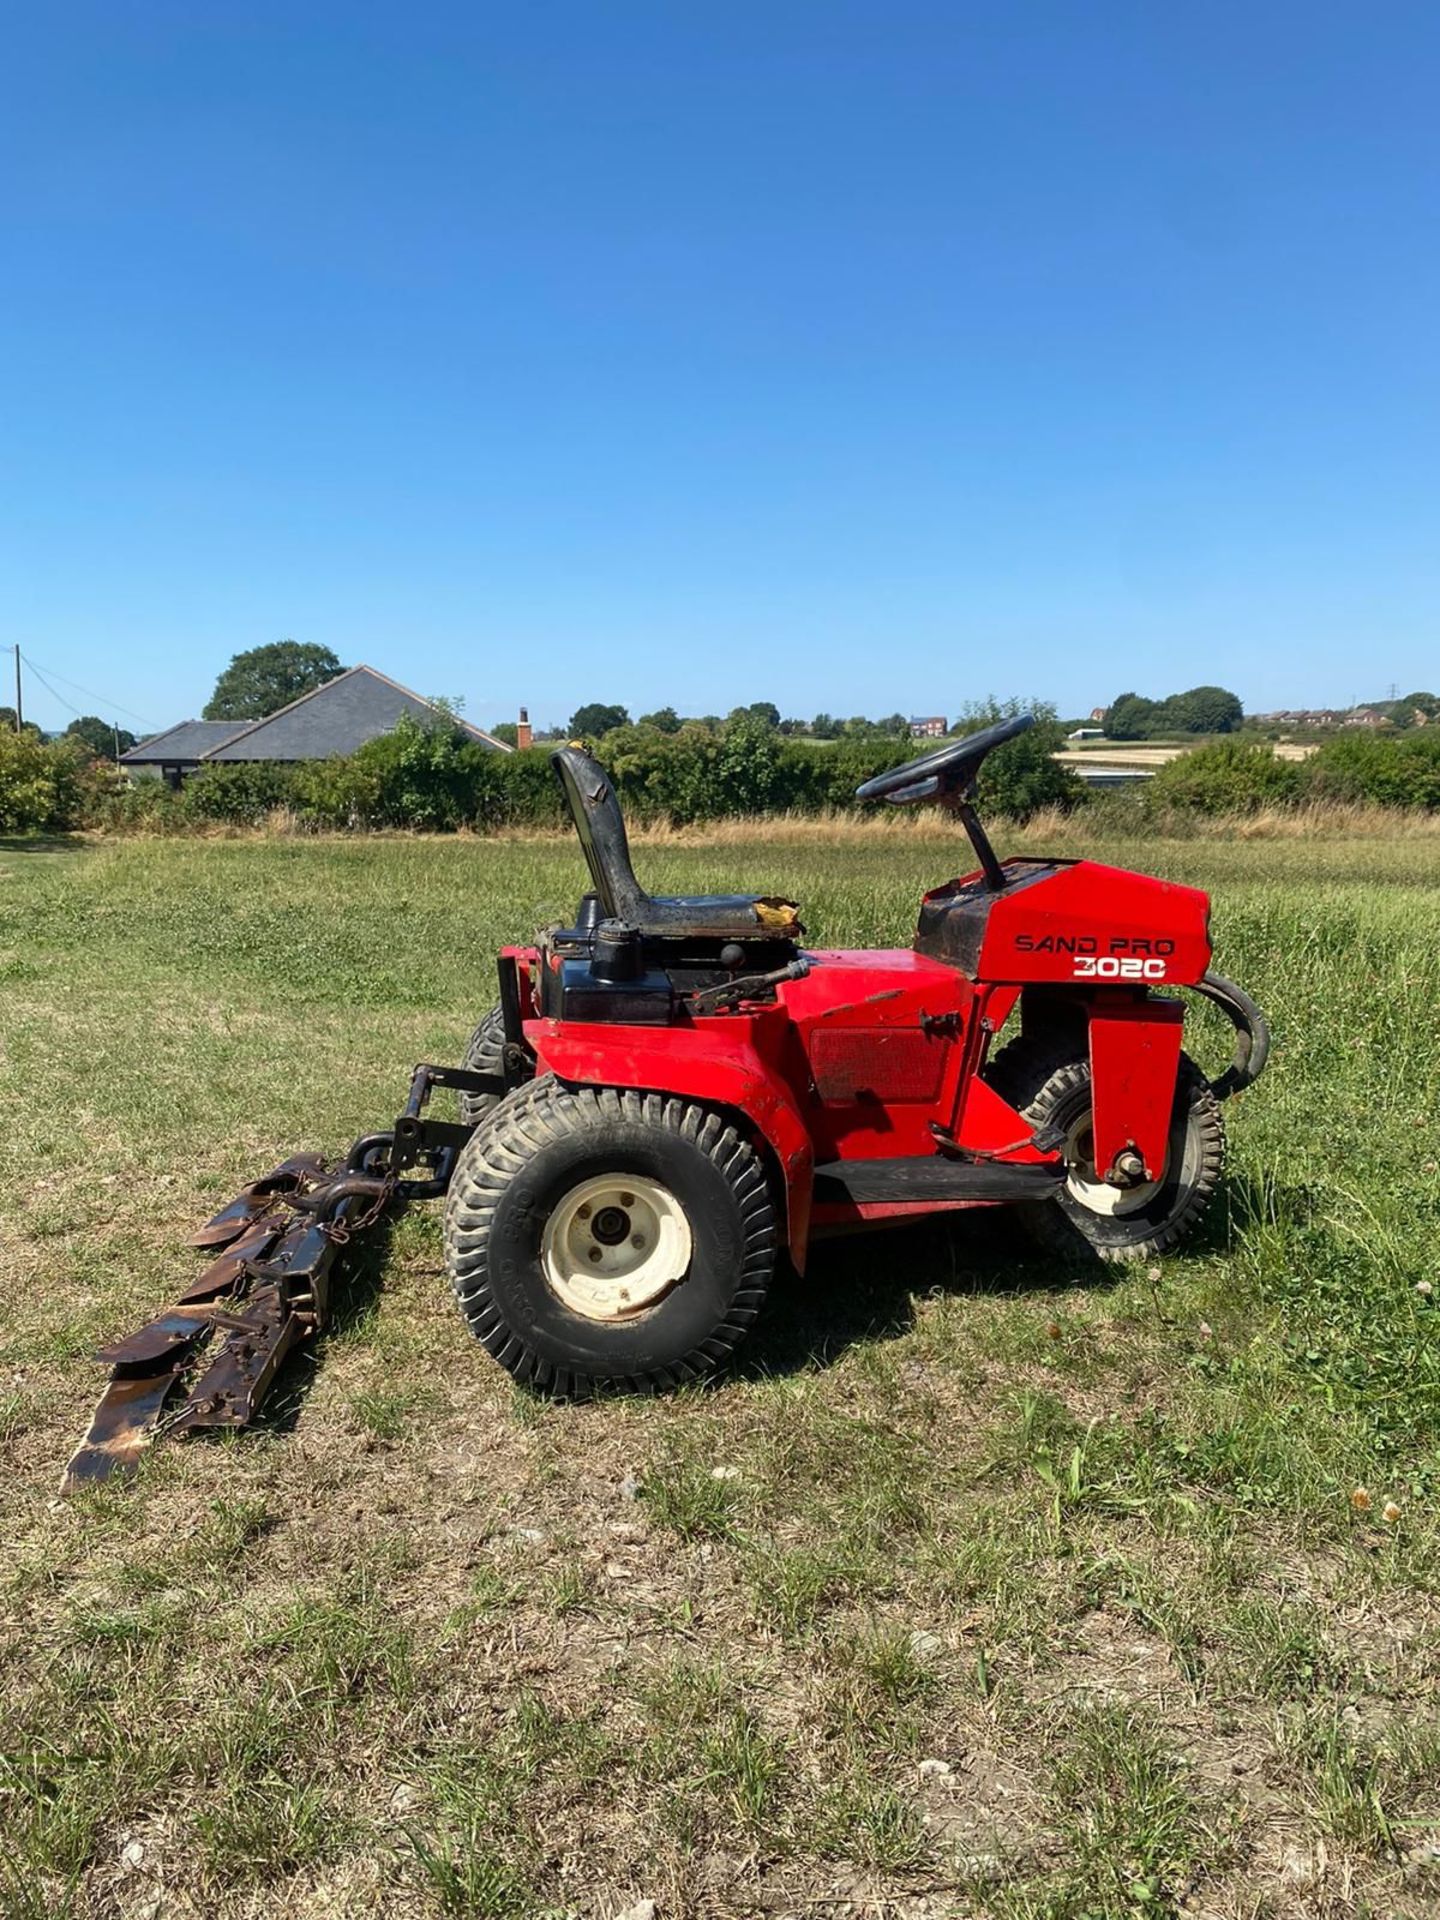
1054,740,1319,769
2,826,1438,1919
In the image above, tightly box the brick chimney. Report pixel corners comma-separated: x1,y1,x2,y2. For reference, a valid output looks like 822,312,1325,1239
516,706,532,751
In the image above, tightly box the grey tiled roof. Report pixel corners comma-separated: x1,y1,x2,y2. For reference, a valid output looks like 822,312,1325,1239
120,720,253,765
202,666,510,760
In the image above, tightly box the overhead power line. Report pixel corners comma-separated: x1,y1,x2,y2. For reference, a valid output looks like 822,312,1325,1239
1,647,156,729
24,656,86,721
21,652,155,725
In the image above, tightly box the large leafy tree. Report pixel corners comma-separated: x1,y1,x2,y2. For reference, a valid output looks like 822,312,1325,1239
203,641,346,721
1105,692,1158,740
1163,685,1244,734
65,715,138,759
568,702,630,739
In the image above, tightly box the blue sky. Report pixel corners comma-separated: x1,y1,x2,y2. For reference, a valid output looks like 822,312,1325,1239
3,2,1437,736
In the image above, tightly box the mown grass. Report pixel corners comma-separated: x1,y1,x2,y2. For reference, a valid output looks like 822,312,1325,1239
1,824,1438,1918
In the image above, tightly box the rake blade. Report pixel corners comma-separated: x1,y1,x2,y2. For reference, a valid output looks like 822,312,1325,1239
179,1219,287,1303
93,1306,222,1368
62,1357,199,1492
64,1131,409,1492
166,1287,309,1434
189,1154,328,1249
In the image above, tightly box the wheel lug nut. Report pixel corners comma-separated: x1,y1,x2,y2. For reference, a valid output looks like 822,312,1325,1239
632,1234,645,1248
587,1248,602,1263
577,1204,592,1220
620,1192,635,1207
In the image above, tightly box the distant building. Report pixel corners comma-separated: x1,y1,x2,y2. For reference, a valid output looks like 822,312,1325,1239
908,715,947,739
1341,708,1388,730
121,665,512,787
116,719,258,785
1067,727,1105,741
1251,710,1342,730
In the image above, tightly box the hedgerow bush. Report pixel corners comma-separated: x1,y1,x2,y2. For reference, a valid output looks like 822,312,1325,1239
178,762,300,826
0,731,109,832
70,709,1440,839
1146,740,1306,815
1306,731,1440,809
79,709,1083,835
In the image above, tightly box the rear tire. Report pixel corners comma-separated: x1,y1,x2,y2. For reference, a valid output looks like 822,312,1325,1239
985,1034,1224,1261
443,1078,777,1395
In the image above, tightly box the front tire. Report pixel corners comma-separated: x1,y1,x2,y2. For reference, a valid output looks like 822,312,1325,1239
443,1078,777,1395
985,1035,1224,1261
458,1005,533,1126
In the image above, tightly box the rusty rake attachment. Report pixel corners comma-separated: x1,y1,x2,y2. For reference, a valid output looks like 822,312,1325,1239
62,1063,497,1493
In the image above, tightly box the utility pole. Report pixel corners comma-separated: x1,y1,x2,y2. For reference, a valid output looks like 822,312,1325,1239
12,645,20,730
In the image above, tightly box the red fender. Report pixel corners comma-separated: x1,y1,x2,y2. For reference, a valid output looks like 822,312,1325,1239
1087,996,1185,1182
525,1017,816,1269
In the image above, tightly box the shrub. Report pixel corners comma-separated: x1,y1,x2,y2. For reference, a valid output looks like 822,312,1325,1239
292,754,384,830
94,776,186,835
492,748,567,828
0,731,105,831
338,715,506,830
970,712,1081,819
178,762,300,826
1146,741,1306,815
1306,732,1440,810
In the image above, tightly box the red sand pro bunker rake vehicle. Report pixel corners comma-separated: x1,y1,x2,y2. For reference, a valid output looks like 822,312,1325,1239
66,715,1270,1485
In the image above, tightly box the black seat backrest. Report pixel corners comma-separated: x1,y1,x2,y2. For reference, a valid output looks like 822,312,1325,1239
550,746,645,922
549,745,803,942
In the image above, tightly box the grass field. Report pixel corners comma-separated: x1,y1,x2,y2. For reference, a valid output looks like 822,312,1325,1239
2,822,1438,1920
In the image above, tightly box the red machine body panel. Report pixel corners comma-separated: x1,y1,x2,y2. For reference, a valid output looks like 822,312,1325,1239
519,860,1216,1262
1087,995,1185,1181
974,859,1212,988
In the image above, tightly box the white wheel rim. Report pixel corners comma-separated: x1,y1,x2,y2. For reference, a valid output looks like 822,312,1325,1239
1062,1114,1164,1218
540,1173,693,1320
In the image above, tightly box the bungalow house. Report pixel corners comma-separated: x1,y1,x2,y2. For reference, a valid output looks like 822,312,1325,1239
121,665,512,786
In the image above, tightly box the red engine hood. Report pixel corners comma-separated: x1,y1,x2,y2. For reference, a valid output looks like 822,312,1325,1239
977,859,1212,988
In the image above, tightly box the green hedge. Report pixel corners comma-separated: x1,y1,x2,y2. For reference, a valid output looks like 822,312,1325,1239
67,706,1440,825
87,711,1081,833
1305,731,1440,809
1142,732,1440,815
56,711,1440,837
1146,741,1307,814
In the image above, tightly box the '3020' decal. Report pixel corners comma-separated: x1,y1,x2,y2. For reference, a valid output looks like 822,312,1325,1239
1073,955,1168,980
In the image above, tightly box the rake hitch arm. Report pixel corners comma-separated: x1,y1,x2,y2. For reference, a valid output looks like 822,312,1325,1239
61,1063,499,1492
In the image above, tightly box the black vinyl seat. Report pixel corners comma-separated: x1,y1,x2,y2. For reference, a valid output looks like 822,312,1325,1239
551,747,801,941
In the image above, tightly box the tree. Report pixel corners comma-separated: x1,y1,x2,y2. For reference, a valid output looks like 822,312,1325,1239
1389,691,1439,729
488,722,520,747
953,697,1079,817
639,706,682,733
64,715,137,760
568,702,630,739
1105,692,1158,740
728,700,779,730
1163,685,1244,734
204,641,345,720
810,713,842,740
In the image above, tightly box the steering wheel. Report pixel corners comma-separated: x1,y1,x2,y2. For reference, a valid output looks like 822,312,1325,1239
855,712,1035,806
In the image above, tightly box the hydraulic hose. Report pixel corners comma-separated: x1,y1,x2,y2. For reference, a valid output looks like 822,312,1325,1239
1189,970,1272,1100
